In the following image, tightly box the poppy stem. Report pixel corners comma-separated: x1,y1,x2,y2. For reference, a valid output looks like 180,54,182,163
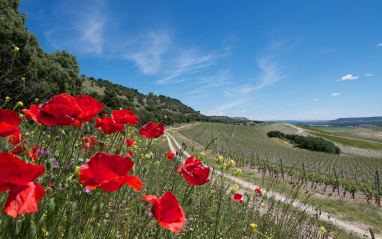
109,132,119,152
67,125,82,164
181,185,194,205
74,192,103,237
137,217,154,239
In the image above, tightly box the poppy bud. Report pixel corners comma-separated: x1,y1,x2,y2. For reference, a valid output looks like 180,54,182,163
85,126,91,134
46,159,53,171
142,166,148,175
48,198,55,214
85,143,90,148
29,220,36,238
69,162,76,173
95,203,103,215
98,141,105,148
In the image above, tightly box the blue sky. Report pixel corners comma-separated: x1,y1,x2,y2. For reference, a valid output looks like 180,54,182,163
19,0,382,120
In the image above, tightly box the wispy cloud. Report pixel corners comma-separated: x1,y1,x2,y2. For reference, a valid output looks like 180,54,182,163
378,43,382,46
126,31,171,74
186,71,232,94
208,99,243,115
331,93,340,96
365,73,373,76
314,99,319,101
337,74,358,81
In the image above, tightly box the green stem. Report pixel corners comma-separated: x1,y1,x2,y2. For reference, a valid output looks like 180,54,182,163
137,217,154,239
74,192,103,237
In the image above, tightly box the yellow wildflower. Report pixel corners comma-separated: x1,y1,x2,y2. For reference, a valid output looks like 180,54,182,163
234,168,242,176
25,132,30,136
35,98,39,102
250,223,257,232
21,77,26,81
162,139,167,142
119,108,122,110
17,101,23,106
164,115,167,119
216,155,223,164
5,96,10,102
14,47,19,52
320,226,326,232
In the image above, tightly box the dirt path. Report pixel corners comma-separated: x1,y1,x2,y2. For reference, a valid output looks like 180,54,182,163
165,129,381,239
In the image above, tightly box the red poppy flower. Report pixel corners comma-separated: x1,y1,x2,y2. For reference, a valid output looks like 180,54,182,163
22,93,83,126
0,109,21,137
111,109,139,126
142,192,185,233
82,136,98,152
233,193,243,203
139,122,165,138
79,152,142,192
25,145,40,162
0,153,46,217
165,152,175,160
177,156,210,185
255,188,262,195
127,150,134,157
95,115,125,134
7,131,25,155
74,95,104,123
124,138,135,147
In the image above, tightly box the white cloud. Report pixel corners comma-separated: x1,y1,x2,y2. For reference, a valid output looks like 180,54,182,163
378,43,382,46
127,31,171,74
314,99,319,101
331,93,340,96
365,73,373,76
208,99,243,115
337,74,359,81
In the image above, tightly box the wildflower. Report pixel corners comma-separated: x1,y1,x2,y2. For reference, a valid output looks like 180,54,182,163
35,98,38,102
25,132,29,136
21,77,26,81
111,109,139,126
164,115,167,119
0,153,45,217
139,122,166,138
255,188,262,195
320,226,326,232
22,93,103,126
72,201,76,206
165,152,175,160
79,152,142,192
233,193,244,203
147,212,152,218
227,160,234,167
96,115,125,134
231,184,239,193
200,152,205,160
155,161,160,166
210,190,215,194
177,156,210,185
142,192,185,232
254,169,257,173
234,168,242,176
82,136,98,152
155,92,157,95
261,203,265,208
216,156,223,164
124,138,135,147
5,96,10,102
162,139,166,142
127,150,134,157
250,223,257,232
25,145,40,162
14,47,19,52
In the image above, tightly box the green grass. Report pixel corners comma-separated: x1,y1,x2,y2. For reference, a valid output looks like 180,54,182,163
309,131,382,150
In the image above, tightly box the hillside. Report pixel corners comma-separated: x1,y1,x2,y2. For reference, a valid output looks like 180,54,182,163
0,1,213,125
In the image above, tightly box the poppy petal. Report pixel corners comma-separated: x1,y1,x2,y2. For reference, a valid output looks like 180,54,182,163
75,95,104,123
99,175,142,192
111,110,139,126
0,153,45,185
4,182,45,217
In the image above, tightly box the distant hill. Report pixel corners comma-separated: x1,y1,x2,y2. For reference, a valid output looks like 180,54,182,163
209,116,263,124
326,117,382,127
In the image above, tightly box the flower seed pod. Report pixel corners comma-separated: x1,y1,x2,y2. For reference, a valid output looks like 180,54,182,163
46,158,53,171
85,143,90,148
85,126,91,134
69,162,76,173
48,198,55,214
29,220,36,238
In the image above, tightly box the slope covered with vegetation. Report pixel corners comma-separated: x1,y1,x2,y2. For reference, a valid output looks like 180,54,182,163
0,0,212,125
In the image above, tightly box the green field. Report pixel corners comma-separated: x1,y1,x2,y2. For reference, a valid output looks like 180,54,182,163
310,126,382,144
